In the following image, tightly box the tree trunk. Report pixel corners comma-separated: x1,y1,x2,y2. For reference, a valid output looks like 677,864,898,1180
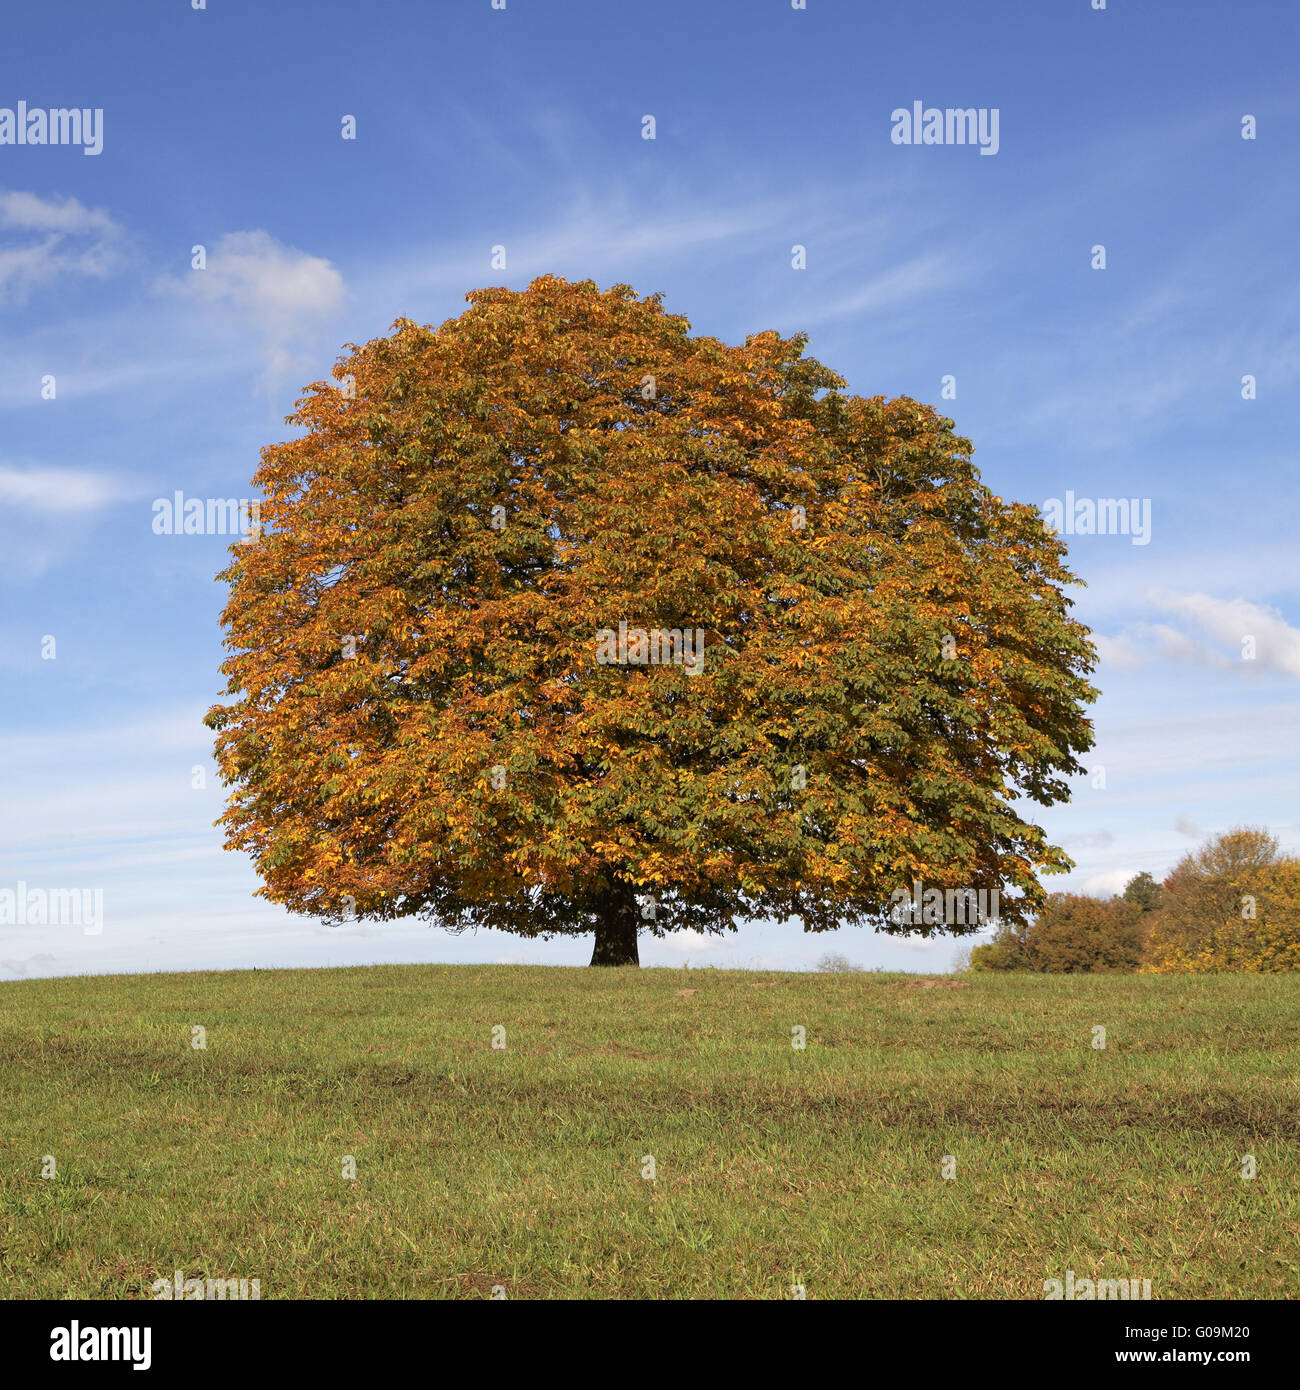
589,882,641,966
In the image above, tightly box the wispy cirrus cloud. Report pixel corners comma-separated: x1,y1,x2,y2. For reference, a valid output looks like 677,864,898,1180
0,188,124,301
0,463,130,513
0,463,135,581
797,250,964,326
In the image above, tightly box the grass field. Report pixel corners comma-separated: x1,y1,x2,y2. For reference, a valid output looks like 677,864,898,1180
1,963,1297,1300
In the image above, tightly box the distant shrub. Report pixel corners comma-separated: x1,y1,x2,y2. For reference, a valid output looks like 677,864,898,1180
816,953,865,973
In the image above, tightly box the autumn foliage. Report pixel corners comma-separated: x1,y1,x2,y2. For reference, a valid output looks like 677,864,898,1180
970,829,1300,974
205,276,1098,964
1140,828,1300,974
970,893,1144,973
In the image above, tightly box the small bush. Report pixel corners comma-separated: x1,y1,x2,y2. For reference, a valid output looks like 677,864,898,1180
816,953,865,973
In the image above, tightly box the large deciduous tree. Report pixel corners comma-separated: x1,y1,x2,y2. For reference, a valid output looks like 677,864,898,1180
205,276,1098,965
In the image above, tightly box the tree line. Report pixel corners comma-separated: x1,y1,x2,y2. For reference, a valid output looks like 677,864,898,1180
970,828,1300,973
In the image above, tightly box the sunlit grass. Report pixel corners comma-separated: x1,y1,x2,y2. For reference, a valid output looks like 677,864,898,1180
1,964,1296,1299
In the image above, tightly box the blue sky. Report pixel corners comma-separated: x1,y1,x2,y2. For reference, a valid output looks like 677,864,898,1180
2,0,1297,979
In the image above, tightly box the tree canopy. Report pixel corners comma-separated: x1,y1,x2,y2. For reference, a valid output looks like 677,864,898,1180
205,276,1098,964
1141,828,1300,973
1122,871,1162,914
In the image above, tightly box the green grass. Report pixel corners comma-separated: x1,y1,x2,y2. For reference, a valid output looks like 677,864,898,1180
1,964,1297,1299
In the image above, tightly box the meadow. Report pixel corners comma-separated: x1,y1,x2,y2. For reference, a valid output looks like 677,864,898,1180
1,964,1296,1299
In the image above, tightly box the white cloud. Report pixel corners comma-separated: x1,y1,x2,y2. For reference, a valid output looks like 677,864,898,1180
1148,590,1300,678
1094,591,1300,679
1091,630,1152,670
189,230,343,323
0,463,128,513
167,230,345,387
1073,539,1300,624
0,188,123,300
657,929,721,953
1094,622,1229,672
0,189,119,235
1078,868,1137,898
